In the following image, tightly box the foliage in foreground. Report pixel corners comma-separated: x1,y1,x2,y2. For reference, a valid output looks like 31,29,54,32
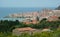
0,29,60,37
0,18,60,32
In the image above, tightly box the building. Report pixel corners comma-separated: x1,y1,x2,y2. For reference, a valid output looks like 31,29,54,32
12,27,40,36
4,9,60,24
42,29,52,32
47,15,58,21
23,17,39,24
40,9,60,21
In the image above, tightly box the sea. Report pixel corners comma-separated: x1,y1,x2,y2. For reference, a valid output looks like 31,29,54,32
0,7,55,21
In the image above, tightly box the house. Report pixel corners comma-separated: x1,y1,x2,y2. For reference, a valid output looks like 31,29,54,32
4,9,60,23
23,16,39,24
47,15,58,21
24,19,38,24
12,27,40,36
42,28,53,32
39,9,60,21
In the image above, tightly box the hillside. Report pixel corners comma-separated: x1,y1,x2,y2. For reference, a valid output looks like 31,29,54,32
55,5,60,10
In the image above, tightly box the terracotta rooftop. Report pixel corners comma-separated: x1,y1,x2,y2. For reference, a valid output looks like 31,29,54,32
50,16,58,18
14,27,36,31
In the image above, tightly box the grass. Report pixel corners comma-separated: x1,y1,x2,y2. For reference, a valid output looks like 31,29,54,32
0,29,60,37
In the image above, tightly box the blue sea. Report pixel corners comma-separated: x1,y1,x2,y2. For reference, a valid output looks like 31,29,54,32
0,7,55,21
0,18,26,22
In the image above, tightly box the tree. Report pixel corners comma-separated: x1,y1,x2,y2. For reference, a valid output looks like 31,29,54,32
58,17,60,19
36,16,39,21
40,18,47,23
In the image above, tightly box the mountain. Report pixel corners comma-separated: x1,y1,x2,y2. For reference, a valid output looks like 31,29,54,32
55,5,60,10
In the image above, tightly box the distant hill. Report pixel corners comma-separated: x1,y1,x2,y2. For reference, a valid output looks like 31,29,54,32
55,5,60,10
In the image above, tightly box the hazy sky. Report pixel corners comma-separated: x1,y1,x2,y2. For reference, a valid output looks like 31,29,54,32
0,0,60,17
0,0,60,7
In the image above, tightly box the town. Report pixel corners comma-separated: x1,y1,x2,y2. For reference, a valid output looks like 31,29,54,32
0,4,60,37
4,9,60,24
0,0,60,37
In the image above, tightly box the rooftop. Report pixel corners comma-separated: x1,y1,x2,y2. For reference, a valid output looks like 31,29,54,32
13,27,36,31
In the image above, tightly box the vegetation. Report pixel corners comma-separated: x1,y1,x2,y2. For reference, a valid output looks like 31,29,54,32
0,29,60,37
0,20,27,33
0,18,60,32
0,18,60,37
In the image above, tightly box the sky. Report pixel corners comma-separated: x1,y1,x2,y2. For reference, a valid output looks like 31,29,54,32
0,0,60,7
0,0,60,18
